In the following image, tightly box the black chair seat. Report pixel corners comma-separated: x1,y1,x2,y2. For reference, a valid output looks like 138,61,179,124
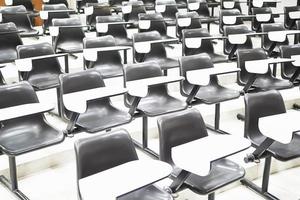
164,19,176,26
209,53,228,63
250,133,300,162
114,37,133,46
28,74,60,90
0,48,17,63
194,84,240,104
76,104,132,133
120,185,172,200
137,94,187,116
148,57,179,70
91,63,123,78
0,117,64,155
56,41,83,53
253,76,293,90
19,28,39,37
198,17,218,24
184,158,245,195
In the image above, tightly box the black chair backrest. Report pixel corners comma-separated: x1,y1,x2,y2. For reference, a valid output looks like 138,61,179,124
219,9,243,34
158,108,208,165
176,11,202,39
179,53,214,96
237,48,270,85
123,1,146,25
138,13,167,36
187,0,210,18
0,5,33,32
223,24,253,55
52,17,85,52
182,28,215,56
83,36,123,72
261,23,289,52
0,22,23,63
75,129,138,198
156,0,178,20
280,44,300,80
221,0,241,11
78,0,98,11
17,42,62,80
96,15,128,38
123,61,168,107
45,0,69,8
284,6,300,30
60,70,112,116
42,4,70,30
12,0,34,12
244,90,286,141
86,3,111,26
251,7,274,32
133,31,167,63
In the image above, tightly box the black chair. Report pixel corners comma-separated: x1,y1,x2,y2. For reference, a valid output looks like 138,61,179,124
9,0,37,24
224,24,253,60
0,5,39,37
241,90,300,200
179,53,239,133
175,0,187,8
75,129,173,200
219,9,243,34
251,7,275,32
123,1,146,28
83,36,125,78
77,0,98,12
237,48,293,91
155,0,178,26
280,44,300,83
138,13,174,40
0,22,23,64
52,17,85,54
158,108,245,200
284,6,300,30
261,23,289,57
124,61,187,156
247,0,277,15
0,81,64,200
176,11,202,39
182,28,227,63
142,0,155,10
133,31,179,73
96,15,132,46
44,0,69,8
60,70,131,133
221,0,242,11
85,3,111,28
187,0,218,31
42,4,70,34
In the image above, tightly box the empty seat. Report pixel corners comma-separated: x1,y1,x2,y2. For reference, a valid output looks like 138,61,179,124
85,3,111,28
52,17,85,53
83,36,124,78
176,11,202,39
237,48,293,91
42,4,70,34
0,5,39,37
158,108,245,199
224,24,253,60
123,1,146,28
44,0,69,8
221,0,241,11
284,6,300,30
138,13,174,40
219,9,243,34
0,81,64,199
16,42,64,90
75,129,173,200
77,0,98,12
60,70,131,133
96,15,132,46
187,0,217,25
251,7,274,32
280,44,300,82
261,23,289,57
156,0,178,26
0,22,23,63
182,28,227,63
133,31,179,72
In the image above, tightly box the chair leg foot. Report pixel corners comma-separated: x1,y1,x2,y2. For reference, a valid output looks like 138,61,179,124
293,103,300,110
237,113,245,121
208,192,215,200
0,176,29,200
132,139,159,158
206,124,230,135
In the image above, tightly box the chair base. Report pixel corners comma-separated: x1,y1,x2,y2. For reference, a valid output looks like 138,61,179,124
0,156,30,200
132,138,159,158
240,179,279,200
